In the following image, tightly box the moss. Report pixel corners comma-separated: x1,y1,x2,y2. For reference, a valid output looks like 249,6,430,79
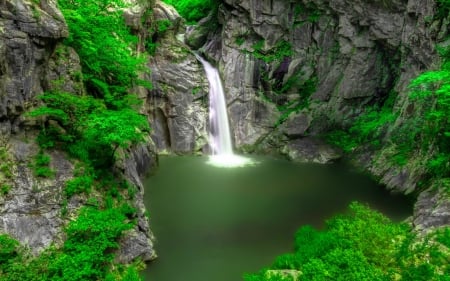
245,39,293,64
274,75,318,127
0,184,12,195
29,151,55,178
293,2,321,24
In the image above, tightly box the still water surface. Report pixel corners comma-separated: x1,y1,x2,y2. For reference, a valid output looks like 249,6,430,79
142,155,412,281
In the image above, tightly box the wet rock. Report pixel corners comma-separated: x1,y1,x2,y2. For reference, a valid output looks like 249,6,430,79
281,137,342,164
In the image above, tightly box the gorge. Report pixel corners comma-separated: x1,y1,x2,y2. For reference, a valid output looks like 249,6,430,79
0,0,449,280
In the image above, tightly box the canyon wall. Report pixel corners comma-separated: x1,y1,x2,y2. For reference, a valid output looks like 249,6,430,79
186,0,449,229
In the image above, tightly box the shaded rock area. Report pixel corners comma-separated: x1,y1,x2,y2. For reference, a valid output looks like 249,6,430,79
115,140,158,263
146,1,209,154
281,137,342,164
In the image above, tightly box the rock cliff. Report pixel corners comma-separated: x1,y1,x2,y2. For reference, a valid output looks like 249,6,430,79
146,1,209,154
186,0,449,229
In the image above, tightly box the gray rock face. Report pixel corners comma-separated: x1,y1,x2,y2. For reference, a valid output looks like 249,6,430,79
185,12,215,50
0,136,73,254
198,0,448,230
413,182,450,231
115,140,158,262
204,0,439,151
0,0,68,132
146,1,209,154
45,43,84,95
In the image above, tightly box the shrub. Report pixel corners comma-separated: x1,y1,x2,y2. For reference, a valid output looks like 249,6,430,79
30,151,54,178
162,0,217,23
65,176,94,197
244,203,449,281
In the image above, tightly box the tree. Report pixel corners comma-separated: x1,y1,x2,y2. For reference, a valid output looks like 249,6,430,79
58,0,147,106
83,108,150,161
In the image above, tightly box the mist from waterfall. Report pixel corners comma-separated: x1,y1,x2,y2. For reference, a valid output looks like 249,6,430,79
195,54,252,167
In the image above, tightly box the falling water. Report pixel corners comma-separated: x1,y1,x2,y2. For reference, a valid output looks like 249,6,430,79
195,54,252,167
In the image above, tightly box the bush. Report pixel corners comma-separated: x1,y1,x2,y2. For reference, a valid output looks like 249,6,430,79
30,151,54,178
244,202,449,281
58,0,147,106
65,176,94,197
49,206,135,281
0,234,19,264
162,0,217,23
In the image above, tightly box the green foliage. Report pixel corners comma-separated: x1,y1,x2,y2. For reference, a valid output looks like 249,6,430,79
325,91,397,157
4,1,149,280
436,0,450,19
84,109,149,155
274,75,318,127
162,0,217,23
58,0,147,106
1,184,12,195
156,19,172,34
235,36,245,46
325,130,359,153
65,176,94,197
408,66,450,177
0,163,12,179
245,202,450,281
0,206,140,281
29,92,104,136
0,234,19,264
29,151,54,178
29,92,149,168
248,40,293,64
294,2,321,24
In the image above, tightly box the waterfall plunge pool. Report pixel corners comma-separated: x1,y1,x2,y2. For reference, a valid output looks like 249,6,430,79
142,155,412,281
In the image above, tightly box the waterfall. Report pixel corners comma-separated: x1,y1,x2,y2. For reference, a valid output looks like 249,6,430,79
195,54,252,167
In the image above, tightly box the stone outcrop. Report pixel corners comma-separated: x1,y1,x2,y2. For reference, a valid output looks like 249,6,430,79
0,0,68,136
115,140,158,263
146,0,209,154
413,181,450,232
0,135,73,254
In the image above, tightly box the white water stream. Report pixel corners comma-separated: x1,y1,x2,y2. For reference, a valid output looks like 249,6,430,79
195,54,252,167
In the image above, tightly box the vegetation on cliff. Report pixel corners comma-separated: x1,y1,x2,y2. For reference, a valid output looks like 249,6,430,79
327,34,450,185
245,203,450,281
1,0,150,280
162,0,216,23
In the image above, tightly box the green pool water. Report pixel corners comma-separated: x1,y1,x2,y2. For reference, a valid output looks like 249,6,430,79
142,155,412,281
